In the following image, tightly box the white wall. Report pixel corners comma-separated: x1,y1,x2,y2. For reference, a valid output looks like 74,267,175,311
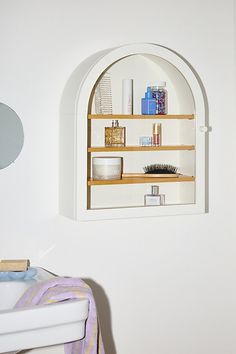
0,1,236,353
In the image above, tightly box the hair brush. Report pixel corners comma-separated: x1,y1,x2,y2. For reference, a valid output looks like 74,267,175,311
143,164,178,175
122,164,180,178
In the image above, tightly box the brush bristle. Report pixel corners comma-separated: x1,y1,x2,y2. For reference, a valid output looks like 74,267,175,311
143,164,178,174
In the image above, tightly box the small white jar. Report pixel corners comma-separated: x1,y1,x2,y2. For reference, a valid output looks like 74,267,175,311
92,157,122,180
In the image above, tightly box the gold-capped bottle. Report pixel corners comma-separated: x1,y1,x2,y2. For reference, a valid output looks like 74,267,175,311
105,120,126,147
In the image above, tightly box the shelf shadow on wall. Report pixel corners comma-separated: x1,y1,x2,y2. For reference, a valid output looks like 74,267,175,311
84,278,117,354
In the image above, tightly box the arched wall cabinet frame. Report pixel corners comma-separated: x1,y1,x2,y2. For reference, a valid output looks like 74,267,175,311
60,43,207,221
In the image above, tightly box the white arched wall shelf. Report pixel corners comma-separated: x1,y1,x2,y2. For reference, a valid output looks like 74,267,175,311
60,43,207,221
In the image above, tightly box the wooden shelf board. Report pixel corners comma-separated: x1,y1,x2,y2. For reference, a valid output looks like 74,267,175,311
88,202,195,210
88,145,195,152
88,175,195,186
88,114,194,120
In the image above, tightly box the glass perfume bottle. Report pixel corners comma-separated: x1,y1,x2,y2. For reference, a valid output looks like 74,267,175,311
144,185,165,206
105,120,126,147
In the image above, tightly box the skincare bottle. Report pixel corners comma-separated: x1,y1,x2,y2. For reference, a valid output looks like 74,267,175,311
141,87,156,115
156,81,167,114
149,81,168,114
139,136,152,146
93,156,122,180
144,185,161,206
122,79,133,114
105,120,126,147
95,72,113,114
149,83,159,114
152,123,161,146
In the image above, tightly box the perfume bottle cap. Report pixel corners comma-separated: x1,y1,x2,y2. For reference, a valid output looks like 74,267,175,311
153,123,161,134
151,185,159,195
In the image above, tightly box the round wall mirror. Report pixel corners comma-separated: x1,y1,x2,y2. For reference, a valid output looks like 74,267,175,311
0,103,24,169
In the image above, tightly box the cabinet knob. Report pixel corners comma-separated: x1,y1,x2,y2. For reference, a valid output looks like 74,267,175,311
199,126,209,133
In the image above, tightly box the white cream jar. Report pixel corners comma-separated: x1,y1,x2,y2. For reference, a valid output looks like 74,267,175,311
92,157,122,180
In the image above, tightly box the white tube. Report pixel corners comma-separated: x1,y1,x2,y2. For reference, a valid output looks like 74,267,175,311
122,79,133,114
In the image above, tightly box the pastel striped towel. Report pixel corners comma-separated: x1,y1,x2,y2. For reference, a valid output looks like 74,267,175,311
15,277,105,354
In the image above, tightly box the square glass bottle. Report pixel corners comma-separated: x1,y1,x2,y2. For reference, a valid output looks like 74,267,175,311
105,120,126,147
